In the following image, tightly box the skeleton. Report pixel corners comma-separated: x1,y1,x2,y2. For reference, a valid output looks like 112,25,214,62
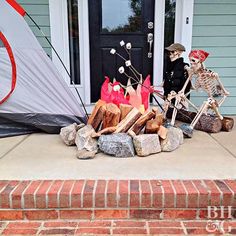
164,50,229,133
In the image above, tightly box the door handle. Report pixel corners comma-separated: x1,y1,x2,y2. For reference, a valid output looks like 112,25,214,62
147,33,153,58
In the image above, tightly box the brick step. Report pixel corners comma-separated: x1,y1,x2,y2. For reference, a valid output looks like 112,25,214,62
0,179,236,222
1,219,236,235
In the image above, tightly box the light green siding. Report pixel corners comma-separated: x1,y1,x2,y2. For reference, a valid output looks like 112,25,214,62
192,0,236,115
17,0,51,56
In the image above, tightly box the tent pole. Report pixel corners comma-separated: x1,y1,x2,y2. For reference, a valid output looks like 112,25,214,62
25,12,89,120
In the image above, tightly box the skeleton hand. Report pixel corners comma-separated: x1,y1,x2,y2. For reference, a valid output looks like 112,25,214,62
185,65,194,77
184,65,190,70
178,89,185,96
224,90,230,96
166,91,177,101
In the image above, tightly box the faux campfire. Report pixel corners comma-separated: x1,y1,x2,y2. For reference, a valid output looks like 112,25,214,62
60,100,184,159
60,41,234,159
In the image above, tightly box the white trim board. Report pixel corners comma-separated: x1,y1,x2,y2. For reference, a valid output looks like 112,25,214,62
153,0,165,88
175,0,194,63
49,0,91,104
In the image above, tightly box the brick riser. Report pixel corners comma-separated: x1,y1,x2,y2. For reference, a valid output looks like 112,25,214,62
0,180,236,234
0,220,236,235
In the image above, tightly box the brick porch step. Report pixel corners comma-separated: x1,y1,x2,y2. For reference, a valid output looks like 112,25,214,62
0,219,236,235
0,179,236,234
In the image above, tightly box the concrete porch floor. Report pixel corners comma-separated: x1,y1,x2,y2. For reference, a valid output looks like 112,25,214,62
0,118,235,180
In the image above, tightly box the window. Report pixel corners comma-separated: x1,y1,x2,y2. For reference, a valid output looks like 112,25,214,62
67,0,80,84
102,0,142,33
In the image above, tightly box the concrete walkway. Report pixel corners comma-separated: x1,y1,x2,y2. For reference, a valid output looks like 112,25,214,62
0,118,235,180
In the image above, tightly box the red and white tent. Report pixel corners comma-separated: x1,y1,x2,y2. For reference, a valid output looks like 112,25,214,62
0,0,87,137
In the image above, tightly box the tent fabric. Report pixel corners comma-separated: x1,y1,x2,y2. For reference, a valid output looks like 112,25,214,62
0,0,87,137
0,31,17,105
6,0,26,16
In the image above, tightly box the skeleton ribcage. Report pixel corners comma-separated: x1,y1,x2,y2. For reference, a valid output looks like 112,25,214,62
194,71,220,97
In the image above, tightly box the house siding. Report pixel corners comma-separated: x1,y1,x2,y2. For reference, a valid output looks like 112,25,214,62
192,0,236,115
17,0,51,56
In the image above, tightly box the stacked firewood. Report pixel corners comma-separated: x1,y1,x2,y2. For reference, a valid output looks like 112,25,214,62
87,99,168,139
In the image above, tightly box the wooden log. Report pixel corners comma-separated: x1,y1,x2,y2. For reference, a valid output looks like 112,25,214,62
152,107,161,115
115,108,142,133
128,110,155,136
120,104,133,121
87,99,106,130
155,114,164,126
102,103,120,129
158,125,168,139
194,115,222,133
91,126,117,138
166,108,225,133
145,119,159,134
166,108,195,123
145,113,164,134
221,117,234,132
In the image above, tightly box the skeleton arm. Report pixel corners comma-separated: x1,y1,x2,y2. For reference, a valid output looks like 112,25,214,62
212,72,230,106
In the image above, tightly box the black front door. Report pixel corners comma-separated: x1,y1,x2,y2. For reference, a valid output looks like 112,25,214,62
89,0,155,102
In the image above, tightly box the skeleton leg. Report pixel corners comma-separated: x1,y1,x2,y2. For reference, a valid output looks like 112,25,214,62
218,95,227,107
189,99,211,129
170,96,180,126
209,100,223,120
162,99,171,120
162,91,177,120
185,98,199,112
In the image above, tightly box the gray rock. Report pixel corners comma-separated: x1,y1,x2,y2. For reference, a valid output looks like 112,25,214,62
133,134,161,157
76,150,97,160
60,123,77,146
160,127,184,152
98,133,135,157
77,123,86,130
75,125,98,152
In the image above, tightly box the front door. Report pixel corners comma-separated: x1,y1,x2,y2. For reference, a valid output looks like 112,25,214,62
89,0,155,102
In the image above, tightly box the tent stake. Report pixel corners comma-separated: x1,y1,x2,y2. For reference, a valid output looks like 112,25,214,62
26,12,89,120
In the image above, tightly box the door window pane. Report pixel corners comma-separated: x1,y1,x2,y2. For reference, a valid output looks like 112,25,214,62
164,0,176,47
164,0,176,75
68,0,80,84
102,0,142,33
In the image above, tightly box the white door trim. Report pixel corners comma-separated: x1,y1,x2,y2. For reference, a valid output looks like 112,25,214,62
175,0,194,63
78,0,91,105
153,0,165,88
49,0,91,105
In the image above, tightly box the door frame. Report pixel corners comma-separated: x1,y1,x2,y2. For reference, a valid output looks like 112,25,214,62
49,0,194,108
49,0,91,105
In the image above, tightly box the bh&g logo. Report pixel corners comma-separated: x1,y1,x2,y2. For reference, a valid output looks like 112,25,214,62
206,206,233,233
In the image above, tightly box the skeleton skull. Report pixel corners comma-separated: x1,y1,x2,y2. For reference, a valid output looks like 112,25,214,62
189,56,202,72
169,50,182,62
